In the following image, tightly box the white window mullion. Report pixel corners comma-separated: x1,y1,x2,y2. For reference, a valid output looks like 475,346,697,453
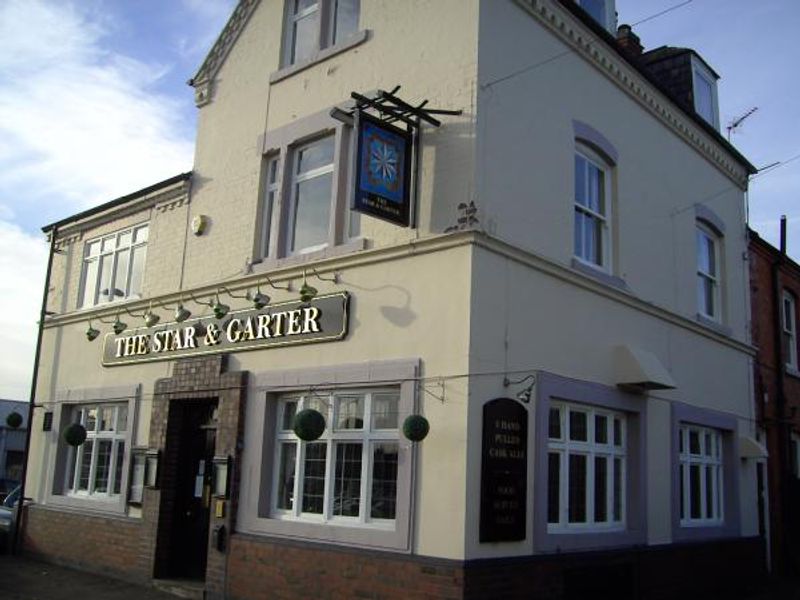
322,438,334,521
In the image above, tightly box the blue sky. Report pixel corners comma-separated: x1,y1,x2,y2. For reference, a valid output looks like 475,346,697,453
0,0,798,399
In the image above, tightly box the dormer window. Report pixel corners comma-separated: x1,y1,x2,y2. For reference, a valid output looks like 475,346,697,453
574,0,616,33
692,56,719,129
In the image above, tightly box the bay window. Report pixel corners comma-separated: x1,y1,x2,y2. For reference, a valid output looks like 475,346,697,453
272,388,400,526
66,403,128,497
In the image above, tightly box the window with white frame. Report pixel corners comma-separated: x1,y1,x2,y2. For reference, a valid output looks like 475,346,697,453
696,223,720,320
287,136,336,255
66,404,128,497
783,291,798,370
692,58,719,129
257,123,360,261
79,224,148,308
679,424,723,526
272,388,400,525
574,149,611,269
547,402,626,531
282,0,360,67
574,0,616,32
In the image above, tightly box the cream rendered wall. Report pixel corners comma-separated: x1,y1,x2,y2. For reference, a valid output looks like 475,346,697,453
475,0,748,340
186,0,479,289
464,247,756,557
234,244,473,559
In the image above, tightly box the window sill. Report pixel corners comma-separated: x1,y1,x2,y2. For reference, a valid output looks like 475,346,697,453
786,365,800,380
253,238,367,272
571,258,629,292
695,313,732,337
44,493,128,518
270,30,370,84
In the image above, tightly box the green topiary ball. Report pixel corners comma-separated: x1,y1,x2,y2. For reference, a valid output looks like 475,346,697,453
402,414,430,442
293,409,326,441
63,422,88,447
6,412,23,429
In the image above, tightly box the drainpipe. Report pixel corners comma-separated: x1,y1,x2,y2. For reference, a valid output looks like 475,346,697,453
12,226,58,554
770,216,789,572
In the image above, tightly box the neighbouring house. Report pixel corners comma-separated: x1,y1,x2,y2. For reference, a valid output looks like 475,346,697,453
0,399,27,498
749,224,800,575
21,1,766,598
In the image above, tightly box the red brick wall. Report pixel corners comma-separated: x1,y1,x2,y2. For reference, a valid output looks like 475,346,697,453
225,534,763,600
226,534,463,600
749,233,800,574
23,505,150,583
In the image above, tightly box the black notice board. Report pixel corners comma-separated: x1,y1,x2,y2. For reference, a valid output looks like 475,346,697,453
479,397,528,543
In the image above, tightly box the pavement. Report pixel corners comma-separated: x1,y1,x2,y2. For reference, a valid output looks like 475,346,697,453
0,555,175,600
0,553,799,599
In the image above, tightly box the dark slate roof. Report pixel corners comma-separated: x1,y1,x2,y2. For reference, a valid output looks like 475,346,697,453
557,0,756,175
42,172,192,233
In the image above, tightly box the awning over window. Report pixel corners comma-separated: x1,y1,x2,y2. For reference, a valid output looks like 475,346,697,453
739,435,768,459
613,345,677,392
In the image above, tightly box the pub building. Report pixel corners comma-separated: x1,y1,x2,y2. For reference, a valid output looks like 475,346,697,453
21,1,768,598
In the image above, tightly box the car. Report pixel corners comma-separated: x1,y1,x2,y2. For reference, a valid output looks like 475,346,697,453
0,485,20,552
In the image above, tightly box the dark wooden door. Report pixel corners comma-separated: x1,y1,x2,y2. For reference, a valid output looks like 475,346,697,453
168,401,217,579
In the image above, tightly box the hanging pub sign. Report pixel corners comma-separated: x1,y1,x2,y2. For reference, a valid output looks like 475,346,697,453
352,110,413,227
479,397,528,543
102,293,349,366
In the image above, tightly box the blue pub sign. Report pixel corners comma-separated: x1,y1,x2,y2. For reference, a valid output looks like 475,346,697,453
352,110,413,227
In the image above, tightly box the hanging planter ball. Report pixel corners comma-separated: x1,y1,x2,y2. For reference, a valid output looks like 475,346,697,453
63,423,88,447
6,412,23,429
293,409,326,441
402,414,430,442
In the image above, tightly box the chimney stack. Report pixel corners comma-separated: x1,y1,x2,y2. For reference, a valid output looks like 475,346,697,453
617,24,643,58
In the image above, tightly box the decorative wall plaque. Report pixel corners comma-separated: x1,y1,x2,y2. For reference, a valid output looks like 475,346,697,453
480,397,528,543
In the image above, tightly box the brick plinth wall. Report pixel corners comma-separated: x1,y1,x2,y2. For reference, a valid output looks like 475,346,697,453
23,505,149,583
225,535,764,600
227,534,463,600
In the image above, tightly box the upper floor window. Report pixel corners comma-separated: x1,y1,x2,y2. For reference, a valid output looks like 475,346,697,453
79,224,148,308
272,389,400,525
691,57,719,129
574,149,611,269
783,291,798,370
66,403,128,498
678,424,723,526
257,116,360,262
574,0,616,32
282,0,360,67
696,223,720,320
547,402,626,532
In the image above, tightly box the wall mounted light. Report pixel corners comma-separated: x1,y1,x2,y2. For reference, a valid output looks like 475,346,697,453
129,448,146,505
143,305,161,328
299,270,318,303
247,286,270,310
212,455,231,498
112,315,127,334
86,321,100,341
502,374,536,404
145,449,160,488
211,295,230,319
174,304,192,322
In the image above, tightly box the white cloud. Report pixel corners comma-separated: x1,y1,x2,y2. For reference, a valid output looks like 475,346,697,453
0,221,48,400
0,0,194,218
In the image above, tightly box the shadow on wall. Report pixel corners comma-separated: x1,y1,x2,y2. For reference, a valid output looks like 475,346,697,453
341,281,416,333
423,116,478,234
